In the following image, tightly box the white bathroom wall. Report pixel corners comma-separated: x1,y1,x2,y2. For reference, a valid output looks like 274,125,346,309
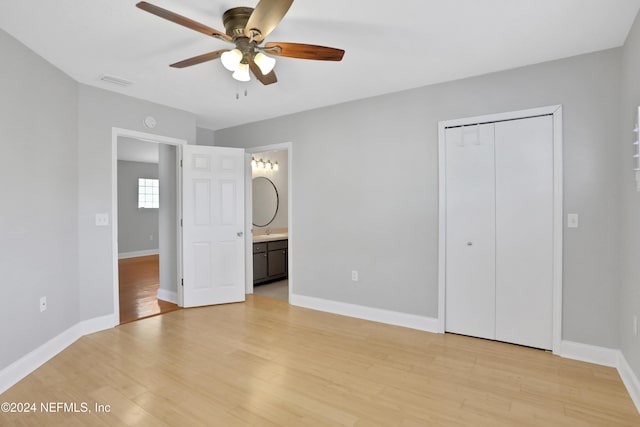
251,150,288,230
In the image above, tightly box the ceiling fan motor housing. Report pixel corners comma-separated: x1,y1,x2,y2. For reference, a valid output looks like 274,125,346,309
223,7,254,40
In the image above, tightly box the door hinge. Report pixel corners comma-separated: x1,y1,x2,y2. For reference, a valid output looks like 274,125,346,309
180,160,183,167
181,279,184,287
180,218,183,227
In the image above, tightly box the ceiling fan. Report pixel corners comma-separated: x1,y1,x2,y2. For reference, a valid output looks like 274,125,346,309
136,0,345,85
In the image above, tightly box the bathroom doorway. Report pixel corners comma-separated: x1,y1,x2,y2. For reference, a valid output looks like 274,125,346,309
246,143,292,302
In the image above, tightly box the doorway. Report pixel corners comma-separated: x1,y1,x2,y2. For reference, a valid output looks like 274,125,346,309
246,143,293,302
111,128,186,323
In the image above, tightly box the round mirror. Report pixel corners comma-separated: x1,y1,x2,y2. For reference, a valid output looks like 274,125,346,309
252,177,279,227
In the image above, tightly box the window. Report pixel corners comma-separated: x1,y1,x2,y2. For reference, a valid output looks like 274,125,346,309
138,178,159,209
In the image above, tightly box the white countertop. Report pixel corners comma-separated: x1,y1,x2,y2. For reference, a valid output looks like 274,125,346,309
253,233,288,243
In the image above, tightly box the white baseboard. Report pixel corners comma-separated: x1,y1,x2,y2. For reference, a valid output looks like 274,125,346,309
290,294,440,333
157,289,178,304
118,249,159,259
0,325,81,395
80,313,118,336
0,314,117,395
618,352,640,413
560,340,620,367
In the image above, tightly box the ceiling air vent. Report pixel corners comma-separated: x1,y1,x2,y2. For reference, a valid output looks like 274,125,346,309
99,74,134,87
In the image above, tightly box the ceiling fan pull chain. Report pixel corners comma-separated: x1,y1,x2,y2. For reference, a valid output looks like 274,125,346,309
234,85,249,100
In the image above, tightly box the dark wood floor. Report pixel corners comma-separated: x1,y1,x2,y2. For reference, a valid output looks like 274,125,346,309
118,255,180,324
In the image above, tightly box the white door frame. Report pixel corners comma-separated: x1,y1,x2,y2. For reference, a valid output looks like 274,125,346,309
245,142,293,300
437,105,563,354
111,128,187,318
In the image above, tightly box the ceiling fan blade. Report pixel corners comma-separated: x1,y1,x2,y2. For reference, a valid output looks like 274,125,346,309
136,2,232,42
263,42,345,61
170,50,227,68
248,57,278,85
244,0,294,43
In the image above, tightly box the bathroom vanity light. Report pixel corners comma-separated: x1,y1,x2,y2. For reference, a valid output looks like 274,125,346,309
251,157,279,171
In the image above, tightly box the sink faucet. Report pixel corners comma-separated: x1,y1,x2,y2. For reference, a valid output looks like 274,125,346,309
265,228,271,235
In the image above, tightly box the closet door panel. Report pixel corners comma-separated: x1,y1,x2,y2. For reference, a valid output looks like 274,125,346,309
494,116,554,350
445,124,496,340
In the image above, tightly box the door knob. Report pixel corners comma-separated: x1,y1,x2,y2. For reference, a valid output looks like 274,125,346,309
467,242,473,246
237,231,244,237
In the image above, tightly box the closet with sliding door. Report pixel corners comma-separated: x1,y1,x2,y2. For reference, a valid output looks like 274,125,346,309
443,113,556,350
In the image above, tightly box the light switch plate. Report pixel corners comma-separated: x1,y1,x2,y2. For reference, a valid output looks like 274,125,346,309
95,213,109,226
567,213,579,228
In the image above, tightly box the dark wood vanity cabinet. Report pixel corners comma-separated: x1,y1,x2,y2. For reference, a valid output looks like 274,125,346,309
253,243,268,282
253,239,288,285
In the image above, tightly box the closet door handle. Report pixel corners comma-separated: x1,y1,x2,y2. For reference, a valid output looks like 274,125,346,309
467,242,473,246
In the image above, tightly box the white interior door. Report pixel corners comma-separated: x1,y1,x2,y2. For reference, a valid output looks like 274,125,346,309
445,124,497,340
494,116,553,349
182,145,246,308
244,153,253,294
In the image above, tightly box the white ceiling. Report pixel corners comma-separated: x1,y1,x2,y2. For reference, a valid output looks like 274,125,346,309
1,1,639,130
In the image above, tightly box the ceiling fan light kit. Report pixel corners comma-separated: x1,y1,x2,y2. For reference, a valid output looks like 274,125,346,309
221,48,243,71
232,63,251,82
136,0,345,85
253,52,276,75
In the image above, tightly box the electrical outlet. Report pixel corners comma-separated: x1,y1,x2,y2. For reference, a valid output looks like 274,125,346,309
149,234,154,241
351,270,359,282
95,213,109,226
567,213,579,228
634,315,638,337
40,296,47,312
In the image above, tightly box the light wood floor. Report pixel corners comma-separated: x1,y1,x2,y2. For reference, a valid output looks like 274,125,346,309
1,296,638,426
118,255,180,324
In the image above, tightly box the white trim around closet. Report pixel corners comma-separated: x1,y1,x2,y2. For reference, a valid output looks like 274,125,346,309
437,105,563,354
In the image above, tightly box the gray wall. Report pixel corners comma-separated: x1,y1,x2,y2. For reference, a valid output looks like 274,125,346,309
0,30,79,369
216,48,623,349
0,28,198,372
197,127,215,146
159,144,178,296
117,160,159,254
77,85,196,321
620,11,640,385
252,150,288,230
